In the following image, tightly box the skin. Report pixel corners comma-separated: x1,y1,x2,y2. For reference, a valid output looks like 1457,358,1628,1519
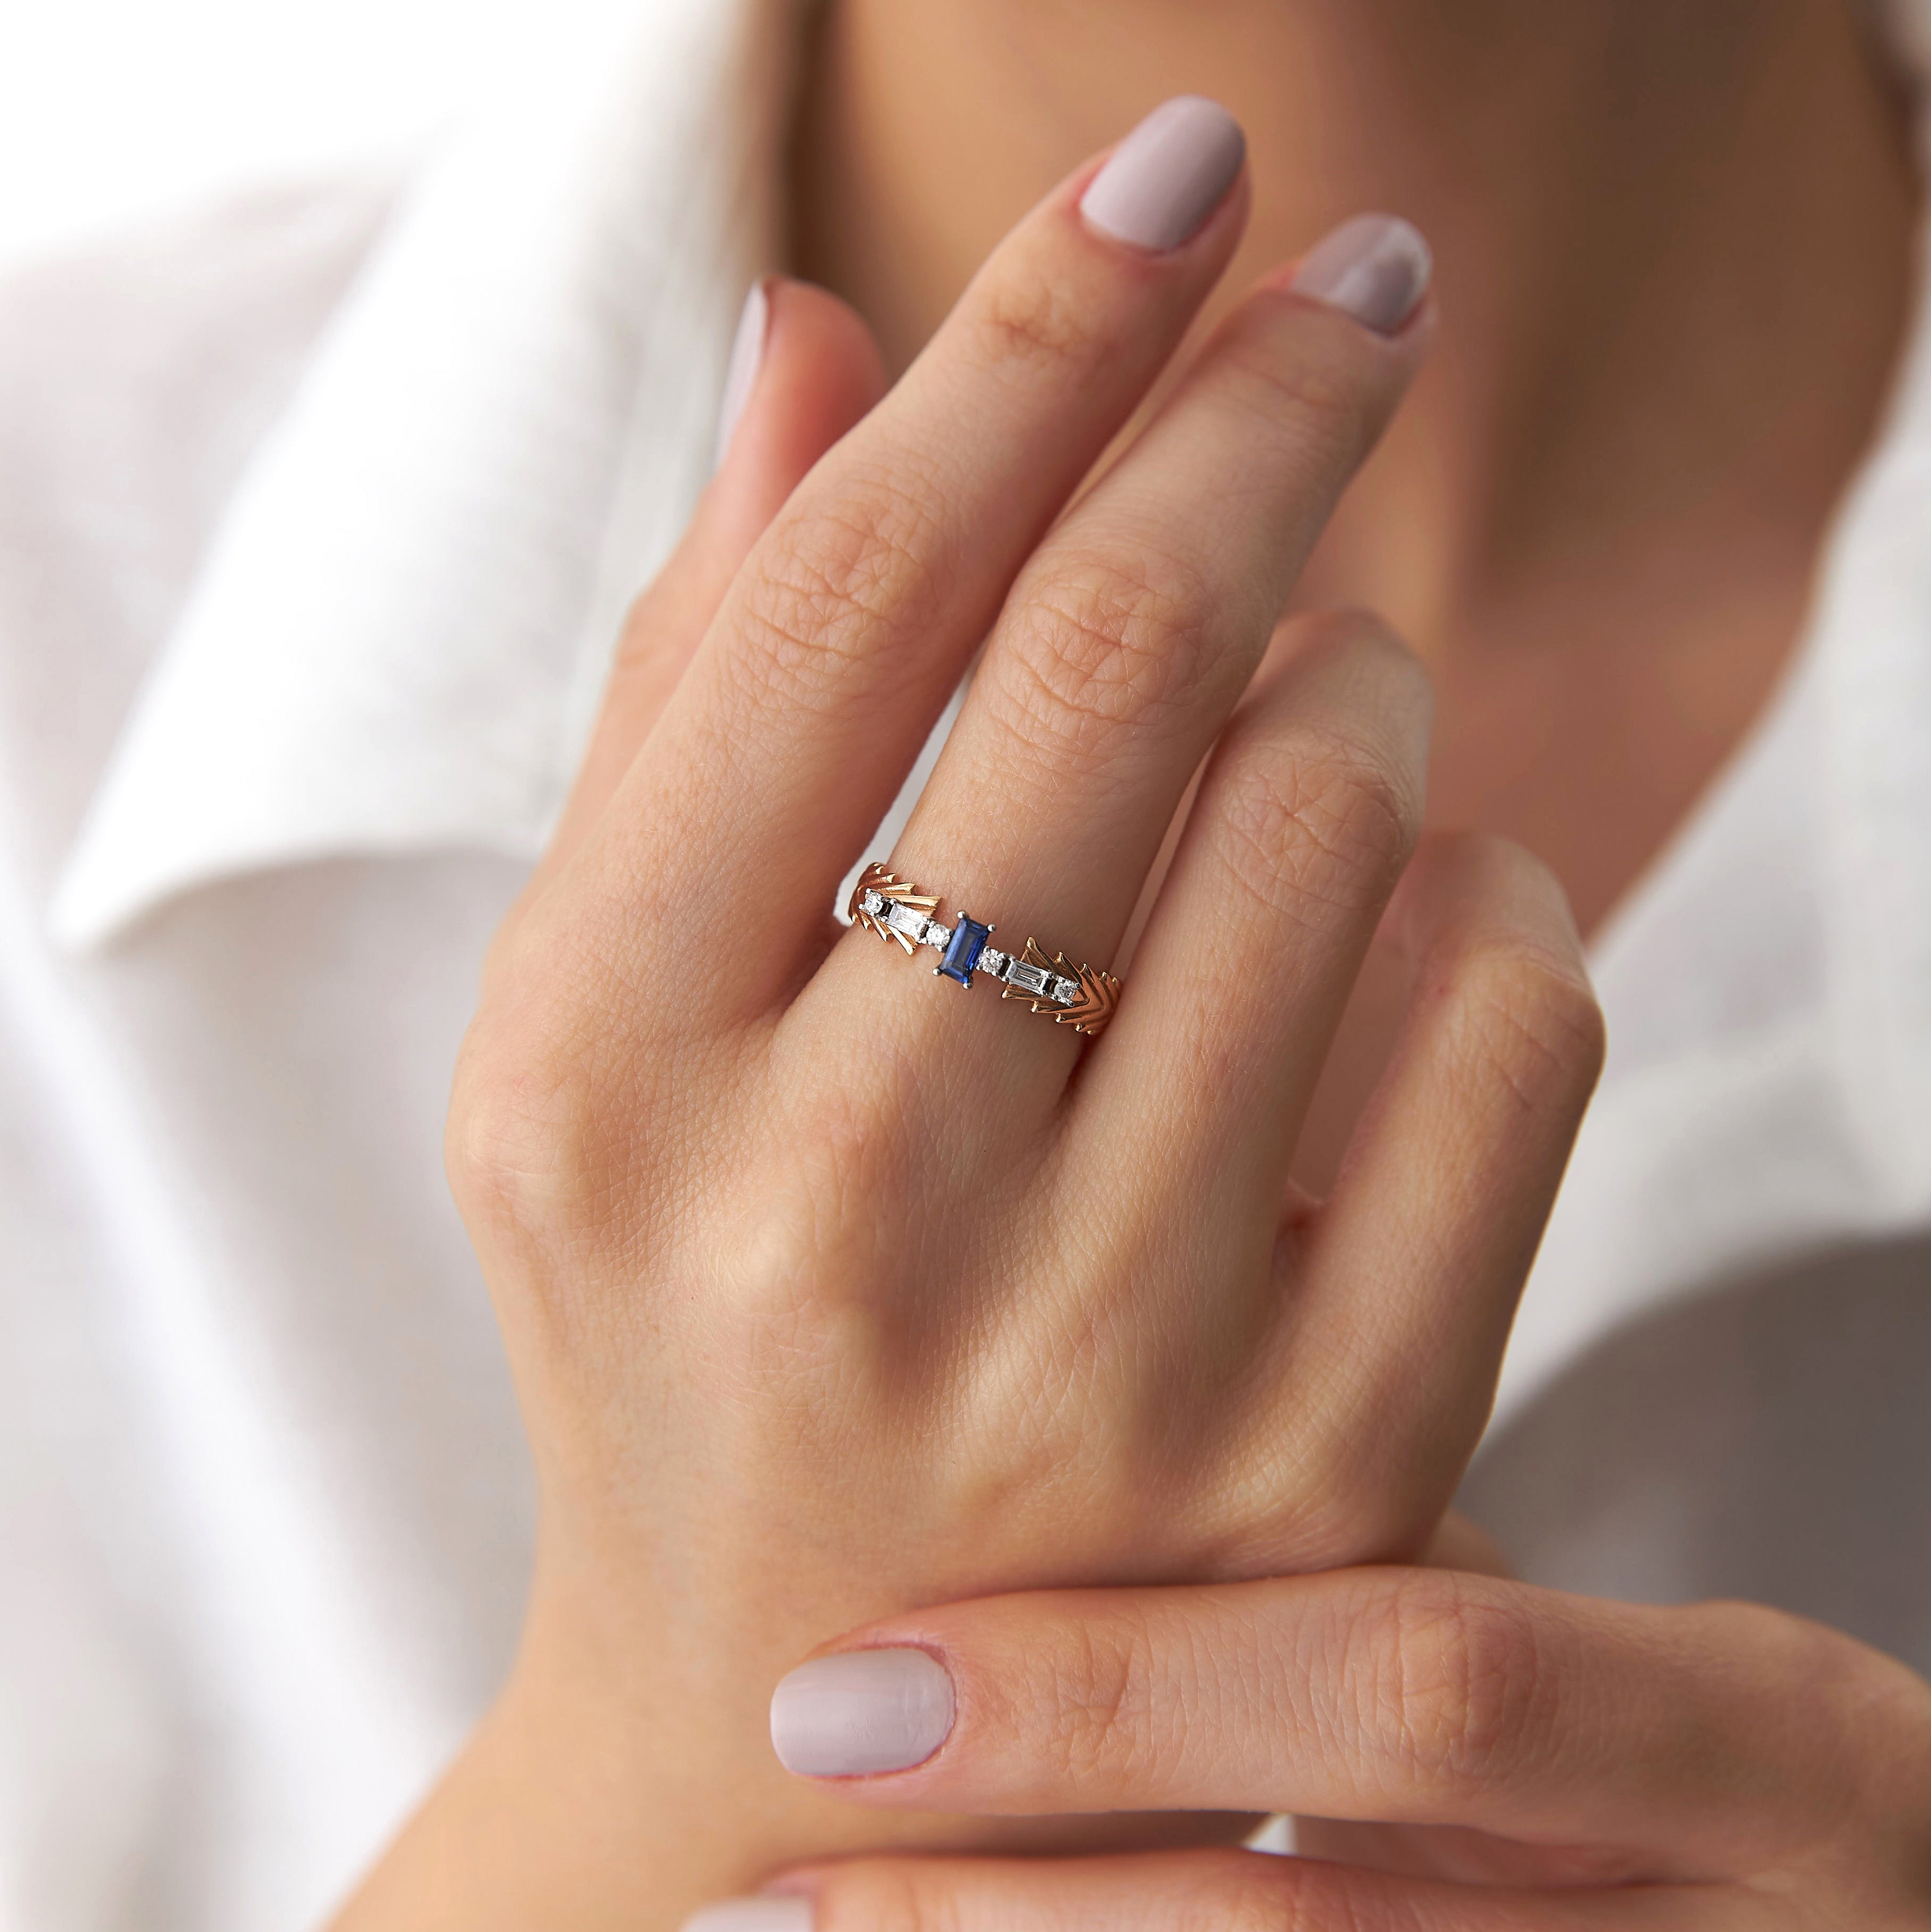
795,0,1916,1188
773,1569,1931,1927
328,3,1926,1927
334,119,1600,1932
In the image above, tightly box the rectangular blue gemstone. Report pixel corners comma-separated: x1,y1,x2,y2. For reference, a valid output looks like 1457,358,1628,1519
937,915,991,987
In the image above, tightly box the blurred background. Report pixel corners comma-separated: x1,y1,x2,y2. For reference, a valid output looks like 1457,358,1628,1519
0,0,621,266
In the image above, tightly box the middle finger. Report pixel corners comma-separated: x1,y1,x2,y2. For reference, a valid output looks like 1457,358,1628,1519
819,215,1433,1095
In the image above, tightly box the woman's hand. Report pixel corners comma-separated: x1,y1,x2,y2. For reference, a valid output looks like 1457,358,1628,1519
336,101,1603,1928
752,1566,1931,1929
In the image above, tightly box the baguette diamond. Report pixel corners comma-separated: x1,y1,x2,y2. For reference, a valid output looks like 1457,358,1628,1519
845,862,1121,1037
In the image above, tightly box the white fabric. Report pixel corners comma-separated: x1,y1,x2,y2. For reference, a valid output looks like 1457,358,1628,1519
1494,256,1931,1418
50,0,800,949
0,0,1926,1925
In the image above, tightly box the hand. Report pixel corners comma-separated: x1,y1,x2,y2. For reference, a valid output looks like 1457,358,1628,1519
336,103,1603,1927
758,1565,1931,1929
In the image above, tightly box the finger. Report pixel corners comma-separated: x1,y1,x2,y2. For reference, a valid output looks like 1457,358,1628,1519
602,98,1253,1010
772,1570,1891,1875
837,228,1433,1085
1422,1510,1515,1580
1071,610,1430,1271
747,1847,1768,1932
1252,831,1603,1561
529,279,887,900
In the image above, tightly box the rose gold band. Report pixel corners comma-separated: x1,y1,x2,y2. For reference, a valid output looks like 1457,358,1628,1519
848,862,1122,1039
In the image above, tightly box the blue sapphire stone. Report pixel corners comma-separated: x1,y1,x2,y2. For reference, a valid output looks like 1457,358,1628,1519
937,915,991,988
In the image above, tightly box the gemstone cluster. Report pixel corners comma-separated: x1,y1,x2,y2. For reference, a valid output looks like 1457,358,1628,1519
859,888,1078,1004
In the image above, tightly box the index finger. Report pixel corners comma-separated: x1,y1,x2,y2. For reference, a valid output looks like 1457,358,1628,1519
574,98,1250,1011
766,1571,1907,1876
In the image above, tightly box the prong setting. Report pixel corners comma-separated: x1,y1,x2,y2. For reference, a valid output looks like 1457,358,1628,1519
845,863,1119,1037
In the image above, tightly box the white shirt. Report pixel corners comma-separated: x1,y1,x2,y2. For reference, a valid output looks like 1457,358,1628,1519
2,1,1928,1925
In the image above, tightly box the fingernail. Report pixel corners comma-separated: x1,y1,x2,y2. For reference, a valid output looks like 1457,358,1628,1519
770,1647,955,1777
1288,214,1432,335
713,279,770,469
1080,95,1246,252
680,1901,813,1932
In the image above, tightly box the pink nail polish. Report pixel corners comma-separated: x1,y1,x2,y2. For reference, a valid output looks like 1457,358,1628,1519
1289,215,1432,335
713,279,770,468
769,1647,955,1777
1080,96,1246,252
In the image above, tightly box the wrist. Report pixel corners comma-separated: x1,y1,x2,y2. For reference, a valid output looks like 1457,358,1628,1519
332,1557,1249,1932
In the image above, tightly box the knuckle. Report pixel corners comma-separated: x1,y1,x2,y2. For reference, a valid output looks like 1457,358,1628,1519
970,267,1092,372
734,465,950,714
443,947,658,1274
446,1014,601,1252
987,541,1218,770
1222,326,1387,474
1448,933,1606,1117
1024,1608,1162,1788
1359,1575,1546,1792
1208,723,1419,925
726,1077,914,1324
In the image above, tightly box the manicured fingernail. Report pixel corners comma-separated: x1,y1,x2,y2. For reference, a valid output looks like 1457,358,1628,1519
1080,95,1246,252
1289,214,1432,334
713,279,770,468
680,1900,813,1932
770,1647,955,1777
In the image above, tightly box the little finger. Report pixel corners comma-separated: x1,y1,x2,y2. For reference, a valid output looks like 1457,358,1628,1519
523,278,887,908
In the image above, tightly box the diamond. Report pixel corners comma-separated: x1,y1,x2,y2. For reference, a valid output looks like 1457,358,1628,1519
885,900,929,939
1051,977,1078,1005
923,921,950,950
937,915,991,987
860,890,884,916
980,947,1007,977
1007,961,1048,996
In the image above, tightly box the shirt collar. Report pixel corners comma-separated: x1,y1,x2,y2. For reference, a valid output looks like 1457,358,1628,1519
1812,224,1931,1210
50,0,804,949
47,0,1931,1239
1487,219,1931,1424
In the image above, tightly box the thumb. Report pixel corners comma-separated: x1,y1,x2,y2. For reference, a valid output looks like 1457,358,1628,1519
535,277,889,894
